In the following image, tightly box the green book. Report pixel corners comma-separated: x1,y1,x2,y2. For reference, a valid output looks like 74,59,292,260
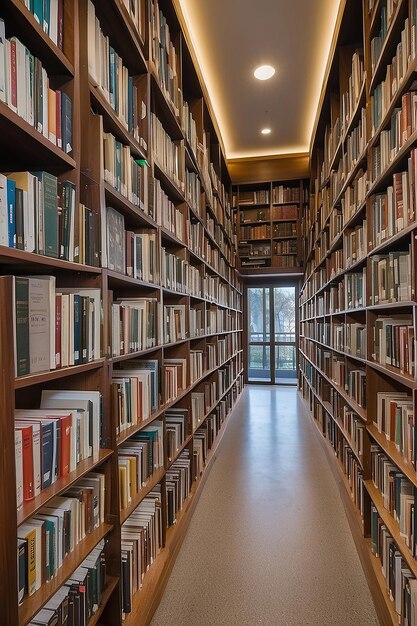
14,276,30,377
33,172,58,258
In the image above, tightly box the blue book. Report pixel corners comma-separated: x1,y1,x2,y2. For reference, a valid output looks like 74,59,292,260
7,179,16,248
39,420,55,489
33,0,43,26
43,0,50,36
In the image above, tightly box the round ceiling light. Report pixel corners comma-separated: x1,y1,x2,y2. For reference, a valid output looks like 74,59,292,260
254,65,276,80
261,128,272,135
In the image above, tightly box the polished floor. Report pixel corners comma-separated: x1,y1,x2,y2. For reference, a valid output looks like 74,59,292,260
151,386,379,626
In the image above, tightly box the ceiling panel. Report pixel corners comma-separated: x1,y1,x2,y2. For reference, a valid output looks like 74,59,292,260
178,0,341,159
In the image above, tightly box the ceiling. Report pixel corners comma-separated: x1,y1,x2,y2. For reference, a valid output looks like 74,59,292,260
178,0,341,160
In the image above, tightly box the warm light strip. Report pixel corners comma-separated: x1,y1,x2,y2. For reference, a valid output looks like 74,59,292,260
178,0,342,160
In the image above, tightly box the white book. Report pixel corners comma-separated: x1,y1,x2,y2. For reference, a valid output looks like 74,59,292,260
42,68,49,139
49,0,58,46
41,390,101,460
30,275,56,371
12,38,27,121
87,1,98,86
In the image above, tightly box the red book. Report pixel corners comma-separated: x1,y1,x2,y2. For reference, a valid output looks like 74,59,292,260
47,413,72,476
56,90,62,149
15,425,34,501
55,294,62,369
9,39,17,111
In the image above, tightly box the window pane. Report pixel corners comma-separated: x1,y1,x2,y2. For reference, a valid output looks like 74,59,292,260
248,288,270,342
275,345,297,382
248,345,271,382
274,287,295,342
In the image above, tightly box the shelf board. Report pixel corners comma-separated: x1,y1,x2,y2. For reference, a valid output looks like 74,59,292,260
89,85,147,160
367,424,417,488
367,129,417,197
106,269,160,291
0,247,101,273
15,360,105,389
0,0,74,76
0,101,76,171
18,523,114,626
364,480,417,578
160,226,187,248
120,467,166,524
103,182,156,229
17,449,113,526
150,69,184,141
153,161,186,204
88,576,120,626
369,0,408,93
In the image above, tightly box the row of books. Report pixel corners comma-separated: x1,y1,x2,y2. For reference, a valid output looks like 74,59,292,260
150,0,182,117
18,472,105,600
372,315,415,376
371,18,415,134
103,130,148,209
374,391,414,465
342,170,367,225
341,51,365,134
151,113,184,190
105,206,157,281
15,389,101,507
0,19,72,153
239,224,270,241
370,158,417,248
27,541,107,626
87,1,144,143
21,0,64,51
12,276,101,376
121,485,162,615
183,101,197,159
370,249,412,304
121,0,146,42
111,298,158,356
238,189,269,206
371,445,414,551
161,248,201,295
166,451,191,526
370,0,401,73
301,268,366,318
112,361,158,435
370,504,417,625
118,422,164,510
185,170,202,216
273,240,297,255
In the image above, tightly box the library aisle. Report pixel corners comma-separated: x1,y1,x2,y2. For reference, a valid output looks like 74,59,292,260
151,386,379,626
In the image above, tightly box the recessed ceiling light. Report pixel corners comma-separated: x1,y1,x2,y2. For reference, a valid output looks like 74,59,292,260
254,65,276,81
261,128,272,135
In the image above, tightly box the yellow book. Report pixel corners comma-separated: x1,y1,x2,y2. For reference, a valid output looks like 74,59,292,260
17,527,37,596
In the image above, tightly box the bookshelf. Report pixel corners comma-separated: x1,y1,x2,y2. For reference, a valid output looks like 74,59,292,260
299,0,417,624
233,179,308,274
0,1,243,624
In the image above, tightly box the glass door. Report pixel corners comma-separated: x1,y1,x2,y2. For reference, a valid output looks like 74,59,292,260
247,287,272,383
246,284,298,385
273,286,297,384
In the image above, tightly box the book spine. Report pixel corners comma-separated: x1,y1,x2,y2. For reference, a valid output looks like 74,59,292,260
14,276,30,376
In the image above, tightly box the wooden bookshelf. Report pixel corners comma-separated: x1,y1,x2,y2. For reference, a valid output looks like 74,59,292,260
0,0,244,624
299,1,417,624
233,179,308,274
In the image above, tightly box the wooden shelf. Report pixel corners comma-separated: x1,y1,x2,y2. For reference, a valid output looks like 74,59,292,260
0,247,102,273
0,0,75,77
17,449,113,526
103,182,157,228
0,101,76,171
88,576,120,626
89,84,147,160
367,425,417,487
15,360,105,389
120,467,166,524
369,0,408,92
18,524,114,626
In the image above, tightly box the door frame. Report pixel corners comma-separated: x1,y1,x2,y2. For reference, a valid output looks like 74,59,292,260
243,277,301,385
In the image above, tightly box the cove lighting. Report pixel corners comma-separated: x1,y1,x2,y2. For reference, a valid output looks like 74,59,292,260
261,128,272,135
254,65,276,81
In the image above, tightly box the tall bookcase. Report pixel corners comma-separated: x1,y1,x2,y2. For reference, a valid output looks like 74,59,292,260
0,1,243,625
300,0,417,624
233,179,308,274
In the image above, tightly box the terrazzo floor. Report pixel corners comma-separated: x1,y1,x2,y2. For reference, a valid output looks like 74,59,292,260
150,385,380,626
